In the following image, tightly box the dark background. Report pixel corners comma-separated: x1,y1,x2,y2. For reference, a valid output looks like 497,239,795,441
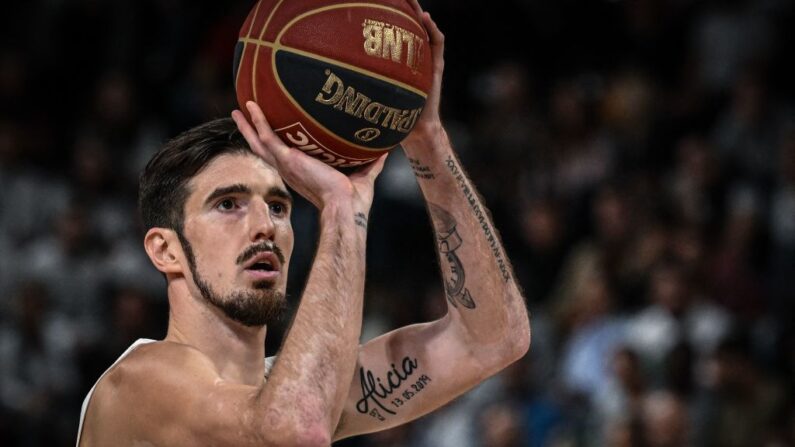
1,0,794,446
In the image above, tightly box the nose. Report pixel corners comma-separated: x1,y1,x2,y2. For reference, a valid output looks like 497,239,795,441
247,198,275,242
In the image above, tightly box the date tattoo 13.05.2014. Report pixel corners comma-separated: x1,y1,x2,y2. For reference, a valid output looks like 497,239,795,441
356,356,432,421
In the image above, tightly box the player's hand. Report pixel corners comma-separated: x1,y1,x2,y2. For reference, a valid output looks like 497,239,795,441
401,0,445,147
232,102,386,214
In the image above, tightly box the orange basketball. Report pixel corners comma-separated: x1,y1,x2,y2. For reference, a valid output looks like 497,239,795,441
233,0,433,167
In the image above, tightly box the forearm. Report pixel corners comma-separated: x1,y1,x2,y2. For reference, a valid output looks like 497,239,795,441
260,201,366,439
402,127,530,366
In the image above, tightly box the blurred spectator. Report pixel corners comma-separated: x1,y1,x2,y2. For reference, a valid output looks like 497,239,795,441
708,185,767,320
360,425,413,447
479,402,525,447
0,49,28,115
412,377,502,447
691,0,773,92
665,134,725,229
495,355,566,447
625,259,731,378
0,282,80,445
513,197,568,305
18,203,109,340
471,61,539,204
619,221,669,309
472,61,536,163
768,126,795,327
548,78,616,203
0,119,70,250
69,130,134,240
559,269,626,400
603,417,645,447
593,347,647,445
695,333,788,447
600,70,657,165
712,70,787,185
663,341,696,398
668,223,708,281
641,391,691,447
89,71,140,151
552,182,638,314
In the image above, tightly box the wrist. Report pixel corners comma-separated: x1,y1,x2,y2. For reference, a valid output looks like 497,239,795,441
319,199,355,224
318,200,368,250
318,200,371,230
401,121,448,155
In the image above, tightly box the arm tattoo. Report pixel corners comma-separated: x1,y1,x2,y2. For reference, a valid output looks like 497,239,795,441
354,212,368,229
356,356,428,421
429,203,476,309
408,157,436,180
444,155,513,283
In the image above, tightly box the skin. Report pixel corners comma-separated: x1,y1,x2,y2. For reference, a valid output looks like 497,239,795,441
79,3,530,446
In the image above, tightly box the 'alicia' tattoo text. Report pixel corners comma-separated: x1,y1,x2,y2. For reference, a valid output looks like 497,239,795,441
356,356,421,420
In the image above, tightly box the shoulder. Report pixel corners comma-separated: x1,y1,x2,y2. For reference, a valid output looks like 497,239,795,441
120,340,215,372
83,341,220,443
96,341,217,403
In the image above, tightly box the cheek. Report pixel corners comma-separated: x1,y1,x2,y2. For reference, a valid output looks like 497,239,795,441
277,221,294,248
186,227,236,270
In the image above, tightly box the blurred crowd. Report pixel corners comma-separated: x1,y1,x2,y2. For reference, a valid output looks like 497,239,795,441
1,0,794,446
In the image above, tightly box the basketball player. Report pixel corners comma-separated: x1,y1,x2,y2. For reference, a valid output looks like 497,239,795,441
77,3,530,445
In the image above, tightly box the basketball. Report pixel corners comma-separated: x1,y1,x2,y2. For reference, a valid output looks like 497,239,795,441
233,0,433,167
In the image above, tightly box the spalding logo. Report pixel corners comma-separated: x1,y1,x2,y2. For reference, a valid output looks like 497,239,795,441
314,69,422,135
276,122,370,167
354,128,381,142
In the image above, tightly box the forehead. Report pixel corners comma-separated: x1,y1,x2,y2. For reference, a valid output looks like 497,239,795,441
186,152,285,200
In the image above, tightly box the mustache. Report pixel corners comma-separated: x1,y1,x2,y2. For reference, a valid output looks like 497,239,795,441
236,241,286,266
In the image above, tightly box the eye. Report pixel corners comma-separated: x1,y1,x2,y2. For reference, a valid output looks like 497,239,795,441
216,198,237,211
269,202,288,216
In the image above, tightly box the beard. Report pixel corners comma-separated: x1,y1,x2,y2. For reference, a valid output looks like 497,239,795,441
178,233,287,327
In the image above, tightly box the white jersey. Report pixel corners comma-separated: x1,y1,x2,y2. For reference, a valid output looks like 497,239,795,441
76,338,276,446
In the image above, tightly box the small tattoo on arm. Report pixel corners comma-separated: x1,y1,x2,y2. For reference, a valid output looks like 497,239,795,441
354,212,368,229
430,203,476,309
368,408,386,421
356,356,420,418
409,157,436,180
393,375,432,408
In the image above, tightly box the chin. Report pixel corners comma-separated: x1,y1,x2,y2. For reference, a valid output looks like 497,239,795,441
252,280,276,290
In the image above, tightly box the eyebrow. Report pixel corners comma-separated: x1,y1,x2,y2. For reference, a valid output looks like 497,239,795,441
204,183,293,206
267,186,293,205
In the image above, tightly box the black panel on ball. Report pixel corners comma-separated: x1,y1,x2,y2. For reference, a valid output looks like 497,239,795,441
275,50,426,150
232,41,245,83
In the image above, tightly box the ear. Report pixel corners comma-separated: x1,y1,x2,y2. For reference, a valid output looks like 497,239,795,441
144,228,184,274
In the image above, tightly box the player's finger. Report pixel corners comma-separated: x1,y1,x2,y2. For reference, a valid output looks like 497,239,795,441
366,153,389,179
245,101,290,158
352,153,388,183
231,109,277,166
408,0,424,21
423,12,444,102
423,12,445,50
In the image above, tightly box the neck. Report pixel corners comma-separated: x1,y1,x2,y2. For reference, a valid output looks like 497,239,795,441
165,279,267,386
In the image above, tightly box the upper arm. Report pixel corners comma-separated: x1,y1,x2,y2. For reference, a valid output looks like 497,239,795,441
332,313,495,441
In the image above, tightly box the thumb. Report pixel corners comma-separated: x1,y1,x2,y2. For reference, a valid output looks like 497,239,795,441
356,152,389,183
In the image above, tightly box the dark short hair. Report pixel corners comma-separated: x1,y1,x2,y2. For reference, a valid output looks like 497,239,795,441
139,118,250,234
